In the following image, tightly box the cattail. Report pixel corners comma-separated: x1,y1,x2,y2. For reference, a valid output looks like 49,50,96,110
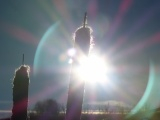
66,13,93,120
11,55,30,120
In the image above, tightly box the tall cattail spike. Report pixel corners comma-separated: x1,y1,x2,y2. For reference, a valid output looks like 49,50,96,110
22,54,24,65
83,12,87,28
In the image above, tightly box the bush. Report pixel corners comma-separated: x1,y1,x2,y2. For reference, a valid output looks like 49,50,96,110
33,99,59,120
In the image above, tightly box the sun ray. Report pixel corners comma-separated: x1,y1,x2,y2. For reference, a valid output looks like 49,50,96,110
74,53,113,85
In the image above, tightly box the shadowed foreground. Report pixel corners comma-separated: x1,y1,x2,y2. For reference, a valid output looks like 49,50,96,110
1,110,160,120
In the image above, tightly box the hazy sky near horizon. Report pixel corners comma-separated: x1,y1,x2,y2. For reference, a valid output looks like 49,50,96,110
0,0,160,110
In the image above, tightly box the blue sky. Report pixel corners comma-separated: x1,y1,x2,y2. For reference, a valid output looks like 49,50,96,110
0,0,160,111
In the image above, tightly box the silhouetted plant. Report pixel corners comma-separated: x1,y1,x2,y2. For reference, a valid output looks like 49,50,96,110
11,65,30,120
142,103,150,112
116,103,124,114
59,104,65,114
66,13,93,120
104,102,109,114
33,99,59,120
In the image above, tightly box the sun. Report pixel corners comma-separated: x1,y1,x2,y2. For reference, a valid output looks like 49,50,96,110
75,54,111,84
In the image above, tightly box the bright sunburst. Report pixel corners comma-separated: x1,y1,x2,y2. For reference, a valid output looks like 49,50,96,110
75,54,111,84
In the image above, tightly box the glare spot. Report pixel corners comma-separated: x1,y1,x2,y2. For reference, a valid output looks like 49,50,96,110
67,48,76,57
76,54,111,84
68,58,73,64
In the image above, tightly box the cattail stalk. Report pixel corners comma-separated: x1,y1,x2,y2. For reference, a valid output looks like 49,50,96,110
66,13,92,120
11,65,30,120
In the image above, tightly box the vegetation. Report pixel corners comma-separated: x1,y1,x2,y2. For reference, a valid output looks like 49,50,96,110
31,99,59,120
11,65,30,120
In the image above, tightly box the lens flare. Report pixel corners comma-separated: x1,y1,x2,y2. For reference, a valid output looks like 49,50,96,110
67,48,76,57
126,61,155,118
75,54,111,84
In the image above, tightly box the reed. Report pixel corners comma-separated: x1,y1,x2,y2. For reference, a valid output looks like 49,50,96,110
66,13,93,120
11,64,30,120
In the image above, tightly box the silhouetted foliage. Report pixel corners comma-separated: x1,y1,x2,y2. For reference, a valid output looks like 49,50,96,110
11,65,30,120
66,14,92,120
33,99,59,120
59,104,65,114
104,102,110,113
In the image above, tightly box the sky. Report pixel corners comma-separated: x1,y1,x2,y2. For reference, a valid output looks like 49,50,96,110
0,0,160,112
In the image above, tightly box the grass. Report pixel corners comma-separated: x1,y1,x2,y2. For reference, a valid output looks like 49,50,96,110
1,109,160,120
